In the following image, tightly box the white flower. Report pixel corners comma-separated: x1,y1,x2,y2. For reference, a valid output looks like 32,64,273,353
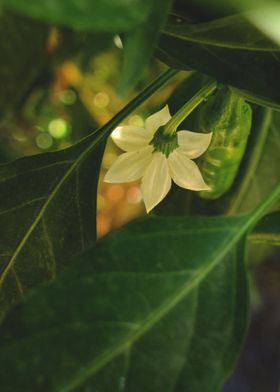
104,105,212,212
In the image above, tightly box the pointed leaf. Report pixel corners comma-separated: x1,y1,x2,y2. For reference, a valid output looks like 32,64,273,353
0,134,105,320
119,0,172,94
2,178,280,390
0,212,257,391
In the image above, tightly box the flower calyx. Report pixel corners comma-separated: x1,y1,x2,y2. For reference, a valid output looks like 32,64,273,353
149,126,179,158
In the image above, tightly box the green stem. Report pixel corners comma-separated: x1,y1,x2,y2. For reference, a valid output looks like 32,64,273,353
227,108,272,215
231,87,280,112
163,79,217,135
88,68,179,142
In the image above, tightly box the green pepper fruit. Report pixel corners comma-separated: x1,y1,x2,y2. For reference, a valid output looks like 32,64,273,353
198,86,252,199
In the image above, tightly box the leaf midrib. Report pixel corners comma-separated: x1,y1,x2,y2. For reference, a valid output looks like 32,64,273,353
162,18,280,52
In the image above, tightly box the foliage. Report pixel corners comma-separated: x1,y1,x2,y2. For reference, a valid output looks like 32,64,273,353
0,0,279,390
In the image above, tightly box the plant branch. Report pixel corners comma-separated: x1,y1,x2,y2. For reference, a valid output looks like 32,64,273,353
163,79,217,135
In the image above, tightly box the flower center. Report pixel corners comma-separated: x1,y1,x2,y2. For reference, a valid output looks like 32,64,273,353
149,126,179,157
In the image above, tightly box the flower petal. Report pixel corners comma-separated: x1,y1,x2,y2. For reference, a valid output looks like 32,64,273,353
111,125,152,151
177,131,212,159
144,105,172,135
168,150,210,191
141,152,171,212
104,146,153,183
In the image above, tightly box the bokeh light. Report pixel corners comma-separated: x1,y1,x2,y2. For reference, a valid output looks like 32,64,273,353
126,186,142,204
93,92,110,109
36,133,53,149
59,89,77,105
48,118,69,139
106,185,125,203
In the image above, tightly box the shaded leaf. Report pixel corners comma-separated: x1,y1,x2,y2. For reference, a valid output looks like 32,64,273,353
3,0,150,32
179,0,280,44
0,11,48,123
0,179,280,392
157,14,280,109
250,211,280,246
0,214,252,391
0,68,177,320
119,0,172,94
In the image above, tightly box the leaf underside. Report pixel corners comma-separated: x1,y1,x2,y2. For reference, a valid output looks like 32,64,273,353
0,134,105,320
157,14,280,108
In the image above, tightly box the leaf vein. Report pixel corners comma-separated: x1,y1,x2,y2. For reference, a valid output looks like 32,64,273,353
0,196,46,216
0,160,74,184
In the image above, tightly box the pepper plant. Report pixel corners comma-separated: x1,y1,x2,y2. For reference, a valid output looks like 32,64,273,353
0,0,279,391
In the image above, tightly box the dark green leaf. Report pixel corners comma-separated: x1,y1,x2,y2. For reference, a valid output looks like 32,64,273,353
0,214,251,391
119,0,172,94
250,211,280,245
0,133,105,321
0,68,177,320
0,11,48,123
171,0,238,22
157,14,280,109
3,0,150,31
176,0,280,44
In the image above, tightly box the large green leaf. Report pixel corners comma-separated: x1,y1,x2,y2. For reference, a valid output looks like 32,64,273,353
157,14,280,109
0,68,177,320
2,0,150,31
0,214,250,391
0,182,279,390
1,184,279,391
119,0,172,93
0,11,48,123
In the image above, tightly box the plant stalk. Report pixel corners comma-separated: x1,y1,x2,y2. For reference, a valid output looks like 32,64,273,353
163,79,217,135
